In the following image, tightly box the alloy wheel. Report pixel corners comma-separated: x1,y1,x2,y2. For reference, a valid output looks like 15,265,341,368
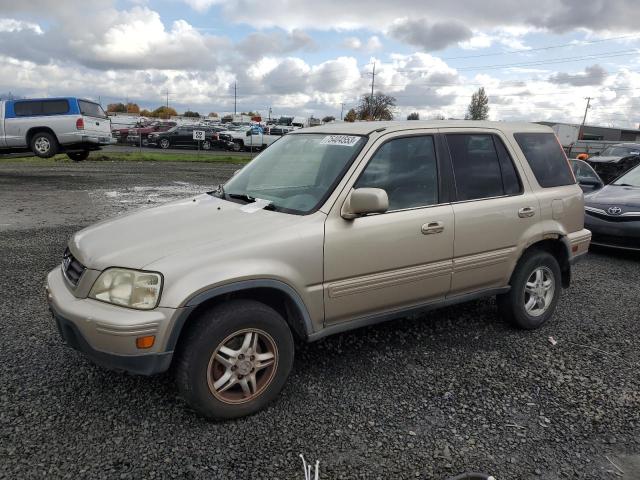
523,266,555,317
34,137,50,154
207,328,278,404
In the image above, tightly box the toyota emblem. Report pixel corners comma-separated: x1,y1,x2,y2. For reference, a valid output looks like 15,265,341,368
608,206,622,215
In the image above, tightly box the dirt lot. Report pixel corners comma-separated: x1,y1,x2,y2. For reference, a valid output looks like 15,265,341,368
1,159,639,479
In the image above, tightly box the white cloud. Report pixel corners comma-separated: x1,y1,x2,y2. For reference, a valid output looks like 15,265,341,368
343,35,383,53
0,18,43,34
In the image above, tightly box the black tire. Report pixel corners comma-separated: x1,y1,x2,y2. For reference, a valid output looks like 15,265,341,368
30,131,58,158
497,249,561,330
201,140,212,150
232,140,243,152
67,150,90,162
175,300,294,420
159,138,171,149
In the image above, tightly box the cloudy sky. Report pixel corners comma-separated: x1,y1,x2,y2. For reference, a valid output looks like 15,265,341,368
0,0,639,126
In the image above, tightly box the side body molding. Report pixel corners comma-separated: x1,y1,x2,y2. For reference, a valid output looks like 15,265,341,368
165,279,316,351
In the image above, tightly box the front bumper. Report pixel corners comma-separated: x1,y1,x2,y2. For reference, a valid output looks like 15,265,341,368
585,213,640,251
46,267,183,375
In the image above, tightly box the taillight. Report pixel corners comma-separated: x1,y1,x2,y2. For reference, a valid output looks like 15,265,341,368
76,118,84,130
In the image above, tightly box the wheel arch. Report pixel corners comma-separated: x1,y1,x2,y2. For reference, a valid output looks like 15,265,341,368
167,280,315,354
518,236,571,288
26,126,58,145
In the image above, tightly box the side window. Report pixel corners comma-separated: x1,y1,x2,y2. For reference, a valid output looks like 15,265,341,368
41,100,69,115
513,132,575,188
447,134,505,201
14,101,43,117
355,136,438,211
493,136,522,195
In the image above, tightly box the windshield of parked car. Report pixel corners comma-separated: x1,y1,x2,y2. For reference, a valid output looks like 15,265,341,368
612,164,640,187
570,160,601,183
600,145,640,157
222,133,367,214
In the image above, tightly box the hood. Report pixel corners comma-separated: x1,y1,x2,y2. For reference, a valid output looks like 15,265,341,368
585,184,640,207
587,155,622,164
70,194,309,271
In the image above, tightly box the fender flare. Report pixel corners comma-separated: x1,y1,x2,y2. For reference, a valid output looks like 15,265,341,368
165,279,316,351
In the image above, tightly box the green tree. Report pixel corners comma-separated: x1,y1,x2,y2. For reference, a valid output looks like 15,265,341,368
151,106,178,119
407,112,420,120
466,87,489,120
344,108,357,122
356,92,396,121
322,115,335,123
183,111,200,118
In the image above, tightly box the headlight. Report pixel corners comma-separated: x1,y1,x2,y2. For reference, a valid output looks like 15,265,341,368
89,268,163,310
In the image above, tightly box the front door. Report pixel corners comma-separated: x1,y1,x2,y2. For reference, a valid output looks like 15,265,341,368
323,133,454,324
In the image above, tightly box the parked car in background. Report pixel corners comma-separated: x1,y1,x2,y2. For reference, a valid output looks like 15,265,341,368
585,143,640,184
570,159,604,192
0,97,114,160
46,121,590,419
218,125,288,151
584,163,640,251
147,125,218,150
126,121,176,145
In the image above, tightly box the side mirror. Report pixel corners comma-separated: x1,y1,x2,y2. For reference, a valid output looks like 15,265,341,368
342,188,389,219
578,178,603,190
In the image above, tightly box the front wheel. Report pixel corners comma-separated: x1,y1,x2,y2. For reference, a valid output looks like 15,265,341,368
159,138,170,149
497,250,561,329
67,150,90,162
175,300,294,419
201,140,211,150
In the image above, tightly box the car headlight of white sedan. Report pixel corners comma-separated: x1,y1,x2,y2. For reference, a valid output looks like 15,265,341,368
89,268,163,310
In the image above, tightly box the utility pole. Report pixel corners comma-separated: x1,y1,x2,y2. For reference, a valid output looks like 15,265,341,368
162,89,172,109
268,106,272,121
367,62,376,119
579,97,592,140
340,102,345,120
234,82,237,115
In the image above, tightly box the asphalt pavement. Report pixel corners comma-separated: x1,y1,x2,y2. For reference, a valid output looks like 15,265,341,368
1,160,639,479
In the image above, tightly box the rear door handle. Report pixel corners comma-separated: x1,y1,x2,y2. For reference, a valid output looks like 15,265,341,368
421,221,444,235
518,207,536,218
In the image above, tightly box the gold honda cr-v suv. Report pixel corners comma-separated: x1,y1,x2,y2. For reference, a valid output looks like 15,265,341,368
46,121,591,419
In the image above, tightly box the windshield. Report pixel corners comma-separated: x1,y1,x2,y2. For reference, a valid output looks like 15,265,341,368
570,159,601,183
78,100,107,119
612,164,640,187
600,145,640,157
223,133,367,214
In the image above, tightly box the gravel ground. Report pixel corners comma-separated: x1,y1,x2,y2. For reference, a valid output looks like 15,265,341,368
1,160,639,480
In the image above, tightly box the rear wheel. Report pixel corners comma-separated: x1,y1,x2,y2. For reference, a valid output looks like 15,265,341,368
67,150,90,162
30,131,58,158
232,140,243,152
175,300,294,419
201,140,212,150
159,138,170,149
497,250,561,329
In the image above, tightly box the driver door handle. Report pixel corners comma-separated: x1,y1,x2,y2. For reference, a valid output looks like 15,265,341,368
421,221,444,235
518,207,536,218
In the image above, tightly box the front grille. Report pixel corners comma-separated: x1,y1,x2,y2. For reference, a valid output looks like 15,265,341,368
586,210,640,222
62,248,86,286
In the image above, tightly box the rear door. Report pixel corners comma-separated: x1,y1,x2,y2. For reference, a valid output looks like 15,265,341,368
440,129,540,295
78,100,111,139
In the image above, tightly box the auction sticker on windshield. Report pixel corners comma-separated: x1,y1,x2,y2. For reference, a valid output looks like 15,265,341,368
320,135,360,147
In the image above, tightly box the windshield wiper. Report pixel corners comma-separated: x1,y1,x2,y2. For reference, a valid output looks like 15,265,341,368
208,183,226,199
227,193,255,204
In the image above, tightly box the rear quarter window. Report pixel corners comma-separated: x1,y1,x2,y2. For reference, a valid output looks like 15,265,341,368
514,132,575,187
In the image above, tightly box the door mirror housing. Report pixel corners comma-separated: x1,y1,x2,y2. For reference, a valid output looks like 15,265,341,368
577,178,604,190
342,188,389,219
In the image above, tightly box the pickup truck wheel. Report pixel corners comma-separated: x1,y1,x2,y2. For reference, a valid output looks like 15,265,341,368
497,250,561,330
30,132,58,158
232,140,243,152
175,299,294,420
159,138,171,149
201,140,212,150
67,150,90,162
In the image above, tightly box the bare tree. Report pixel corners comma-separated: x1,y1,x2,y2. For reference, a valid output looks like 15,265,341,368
356,92,396,121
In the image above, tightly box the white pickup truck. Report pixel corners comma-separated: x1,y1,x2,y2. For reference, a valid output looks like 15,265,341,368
0,97,114,160
218,125,291,151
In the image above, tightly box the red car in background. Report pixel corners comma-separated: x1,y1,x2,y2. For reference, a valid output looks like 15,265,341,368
126,121,177,145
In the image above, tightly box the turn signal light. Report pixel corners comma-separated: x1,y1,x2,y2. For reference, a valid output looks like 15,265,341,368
136,335,155,349
76,118,85,130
